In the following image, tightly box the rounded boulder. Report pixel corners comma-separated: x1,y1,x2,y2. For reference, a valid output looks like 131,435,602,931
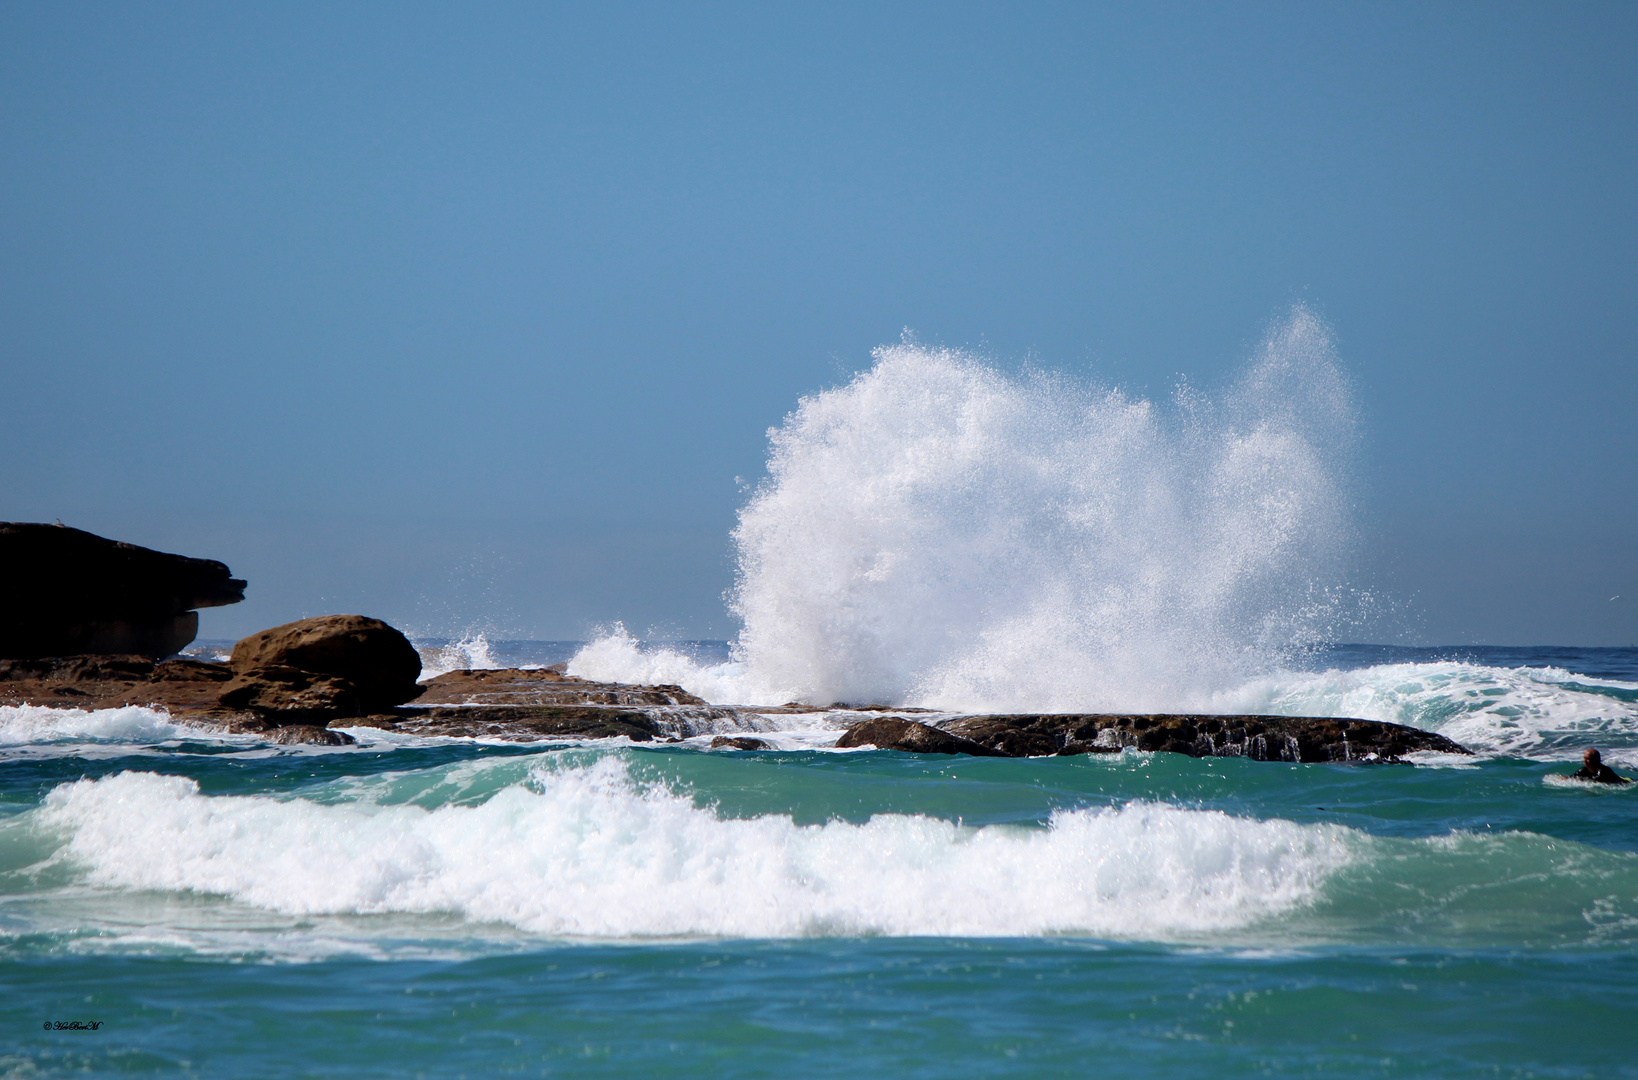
230,615,422,710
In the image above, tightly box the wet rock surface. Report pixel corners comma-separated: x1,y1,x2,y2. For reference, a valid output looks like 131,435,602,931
392,668,744,739
0,654,234,713
218,664,363,721
834,717,1006,756
416,667,707,708
0,655,746,743
710,735,771,750
936,713,1469,762
0,654,354,744
0,522,245,659
0,632,1473,759
256,724,357,746
347,705,664,742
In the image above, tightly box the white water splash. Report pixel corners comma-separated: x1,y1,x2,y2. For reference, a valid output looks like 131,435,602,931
417,633,503,680
569,624,752,703
575,309,1356,709
0,704,186,746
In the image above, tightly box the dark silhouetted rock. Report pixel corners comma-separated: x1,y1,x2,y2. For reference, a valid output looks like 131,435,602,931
939,713,1469,762
230,615,422,711
710,735,771,750
835,718,1006,756
0,523,244,658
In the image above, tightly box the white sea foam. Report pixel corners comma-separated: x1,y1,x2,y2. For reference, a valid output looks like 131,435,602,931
0,704,186,746
35,757,1352,940
573,309,1356,710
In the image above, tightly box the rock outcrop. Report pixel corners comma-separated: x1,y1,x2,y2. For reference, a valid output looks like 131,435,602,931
834,717,1006,756
0,613,425,738
0,523,245,658
353,667,740,740
837,712,1469,762
218,665,363,721
0,653,350,743
0,648,739,744
229,615,422,712
348,705,665,743
0,654,233,712
0,599,1475,760
414,666,707,709
710,735,771,750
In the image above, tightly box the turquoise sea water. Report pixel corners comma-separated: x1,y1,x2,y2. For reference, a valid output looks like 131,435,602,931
3,645,1637,1077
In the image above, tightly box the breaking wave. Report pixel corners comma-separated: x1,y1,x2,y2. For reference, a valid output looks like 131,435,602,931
35,756,1350,940
0,704,186,746
25,752,1638,950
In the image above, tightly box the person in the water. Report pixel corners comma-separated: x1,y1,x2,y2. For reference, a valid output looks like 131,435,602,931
1571,748,1631,785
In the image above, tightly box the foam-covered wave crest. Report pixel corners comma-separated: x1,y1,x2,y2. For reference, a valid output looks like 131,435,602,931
35,757,1349,940
0,704,186,746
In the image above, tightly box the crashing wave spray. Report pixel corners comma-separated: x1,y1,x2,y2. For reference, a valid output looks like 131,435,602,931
576,308,1357,710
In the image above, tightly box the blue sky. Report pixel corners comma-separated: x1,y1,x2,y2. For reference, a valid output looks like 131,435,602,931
2,2,1634,644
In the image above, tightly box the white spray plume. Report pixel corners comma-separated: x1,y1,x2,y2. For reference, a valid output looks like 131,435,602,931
576,307,1356,710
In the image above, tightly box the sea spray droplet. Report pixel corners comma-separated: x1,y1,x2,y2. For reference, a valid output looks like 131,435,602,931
576,308,1357,711
417,633,503,680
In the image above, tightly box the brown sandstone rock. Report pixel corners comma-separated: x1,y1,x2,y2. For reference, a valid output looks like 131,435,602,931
230,615,422,711
416,667,707,708
0,654,232,712
348,705,663,742
218,664,363,720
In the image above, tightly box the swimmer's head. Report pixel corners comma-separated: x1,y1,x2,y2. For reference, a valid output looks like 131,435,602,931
1584,748,1603,768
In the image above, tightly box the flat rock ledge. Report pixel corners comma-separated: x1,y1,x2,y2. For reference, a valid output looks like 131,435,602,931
1,655,1471,759
0,658,738,744
836,718,1005,756
842,713,1469,763
349,705,670,743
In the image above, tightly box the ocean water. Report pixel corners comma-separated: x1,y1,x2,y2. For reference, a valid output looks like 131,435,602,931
2,647,1637,1078
6,318,1636,1076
